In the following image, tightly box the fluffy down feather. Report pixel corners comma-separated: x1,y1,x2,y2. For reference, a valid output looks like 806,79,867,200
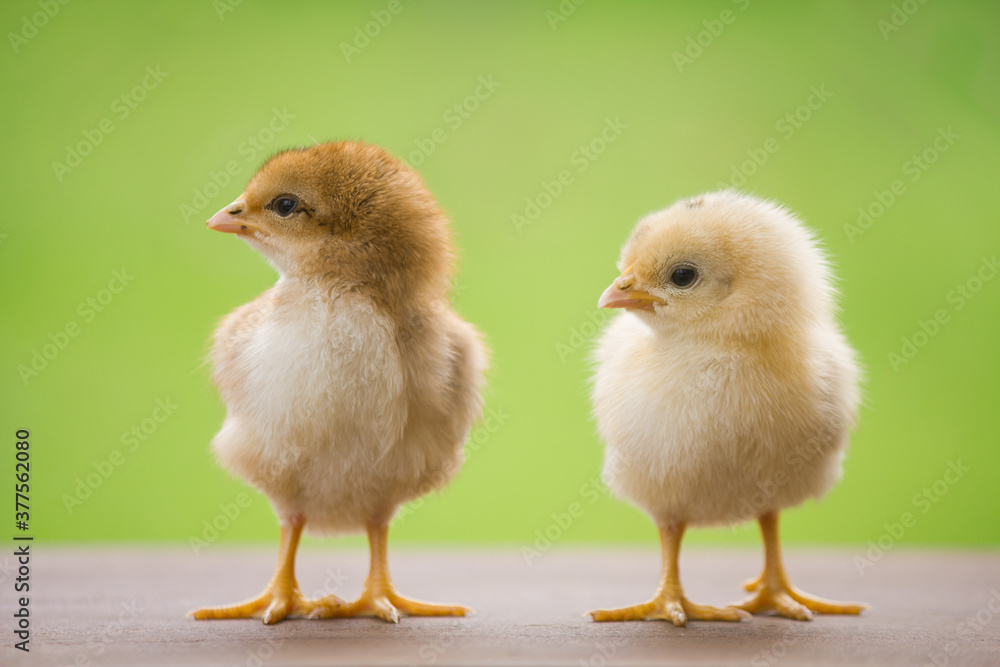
593,191,859,527
588,191,866,625
191,141,486,624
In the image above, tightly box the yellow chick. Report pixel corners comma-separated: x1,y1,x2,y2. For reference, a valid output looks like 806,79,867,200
589,191,866,625
190,141,487,624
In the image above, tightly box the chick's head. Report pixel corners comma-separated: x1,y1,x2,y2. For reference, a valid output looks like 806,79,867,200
208,141,452,304
599,191,835,343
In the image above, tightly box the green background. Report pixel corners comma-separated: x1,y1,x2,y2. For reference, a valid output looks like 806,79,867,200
2,0,997,551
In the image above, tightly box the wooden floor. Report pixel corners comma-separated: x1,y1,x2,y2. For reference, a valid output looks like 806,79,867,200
3,546,999,666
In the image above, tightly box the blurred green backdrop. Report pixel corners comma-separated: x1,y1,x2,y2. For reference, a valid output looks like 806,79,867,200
2,0,998,550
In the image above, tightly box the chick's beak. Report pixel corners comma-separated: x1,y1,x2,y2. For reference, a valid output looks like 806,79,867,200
598,265,664,310
207,196,260,236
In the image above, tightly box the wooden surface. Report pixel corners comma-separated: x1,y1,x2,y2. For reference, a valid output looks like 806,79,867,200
3,546,999,666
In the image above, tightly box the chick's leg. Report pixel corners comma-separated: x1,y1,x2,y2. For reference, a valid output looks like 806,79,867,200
735,512,867,620
189,514,342,624
589,521,749,626
314,520,470,623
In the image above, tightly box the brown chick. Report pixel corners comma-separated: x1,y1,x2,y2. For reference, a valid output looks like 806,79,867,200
589,191,866,625
189,141,487,624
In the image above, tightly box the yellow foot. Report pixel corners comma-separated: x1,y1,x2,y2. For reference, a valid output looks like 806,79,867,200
734,583,867,621
189,587,344,625
314,589,471,624
742,572,764,592
589,596,750,627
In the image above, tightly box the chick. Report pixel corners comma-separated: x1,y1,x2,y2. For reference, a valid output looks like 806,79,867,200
589,191,866,625
190,141,486,624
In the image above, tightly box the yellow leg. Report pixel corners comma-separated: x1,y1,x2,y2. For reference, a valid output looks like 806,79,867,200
313,520,471,623
589,521,750,626
734,511,868,620
189,514,343,624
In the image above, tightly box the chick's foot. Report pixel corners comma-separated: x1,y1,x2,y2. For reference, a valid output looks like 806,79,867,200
735,512,868,620
189,586,345,624
742,572,764,592
589,521,749,626
734,579,866,621
313,588,469,624
188,515,345,624
589,595,748,626
311,519,470,623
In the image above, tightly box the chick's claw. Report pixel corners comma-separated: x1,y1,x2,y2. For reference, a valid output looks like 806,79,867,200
189,588,345,625
735,583,867,621
736,588,812,621
424,604,470,617
742,572,764,592
684,600,752,623
790,591,867,616
589,597,749,627
316,589,470,623
735,513,868,621
387,593,470,618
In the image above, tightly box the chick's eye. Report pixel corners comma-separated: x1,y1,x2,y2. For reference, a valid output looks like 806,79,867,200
271,196,298,217
670,267,698,288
